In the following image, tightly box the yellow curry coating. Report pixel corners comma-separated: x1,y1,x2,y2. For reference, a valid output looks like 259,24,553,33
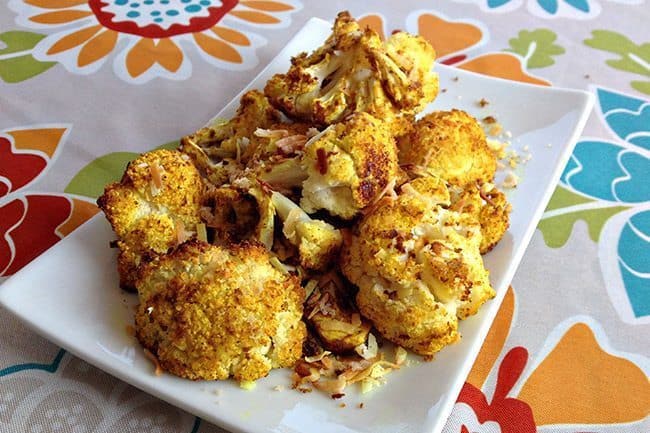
450,184,512,254
399,110,497,186
135,240,306,382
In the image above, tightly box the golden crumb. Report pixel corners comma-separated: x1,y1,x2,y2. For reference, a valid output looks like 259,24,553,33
486,138,508,159
502,171,519,189
489,124,503,136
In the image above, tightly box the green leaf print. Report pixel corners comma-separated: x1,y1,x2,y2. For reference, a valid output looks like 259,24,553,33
506,29,565,69
631,80,650,94
544,184,592,212
538,186,630,248
65,141,180,199
0,31,56,83
65,152,138,199
584,30,650,95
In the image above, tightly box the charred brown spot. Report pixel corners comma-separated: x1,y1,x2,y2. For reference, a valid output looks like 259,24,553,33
316,148,328,175
431,242,444,255
294,360,312,377
395,234,406,253
362,148,390,179
386,290,398,300
303,334,323,358
359,180,376,202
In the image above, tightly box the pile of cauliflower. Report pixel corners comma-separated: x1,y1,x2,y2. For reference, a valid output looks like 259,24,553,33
98,11,511,393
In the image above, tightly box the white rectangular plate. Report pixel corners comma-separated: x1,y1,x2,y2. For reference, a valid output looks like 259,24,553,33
0,17,593,433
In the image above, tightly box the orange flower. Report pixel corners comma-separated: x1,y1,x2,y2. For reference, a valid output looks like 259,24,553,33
10,0,301,83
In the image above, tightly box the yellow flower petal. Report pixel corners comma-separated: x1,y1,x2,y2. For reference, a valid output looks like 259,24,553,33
194,33,242,63
229,10,280,24
25,0,88,9
47,25,103,55
77,30,117,67
240,1,293,11
211,26,250,46
30,9,93,24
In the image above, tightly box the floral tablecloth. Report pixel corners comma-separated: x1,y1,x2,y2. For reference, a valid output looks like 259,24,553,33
1,1,649,432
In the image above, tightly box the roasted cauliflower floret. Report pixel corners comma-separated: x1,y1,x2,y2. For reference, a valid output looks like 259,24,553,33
182,90,280,160
450,183,511,254
272,191,342,271
372,30,439,113
180,90,283,184
300,112,399,219
264,11,438,126
97,149,204,291
341,176,495,355
199,184,275,249
399,110,496,186
305,273,371,353
135,240,306,382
